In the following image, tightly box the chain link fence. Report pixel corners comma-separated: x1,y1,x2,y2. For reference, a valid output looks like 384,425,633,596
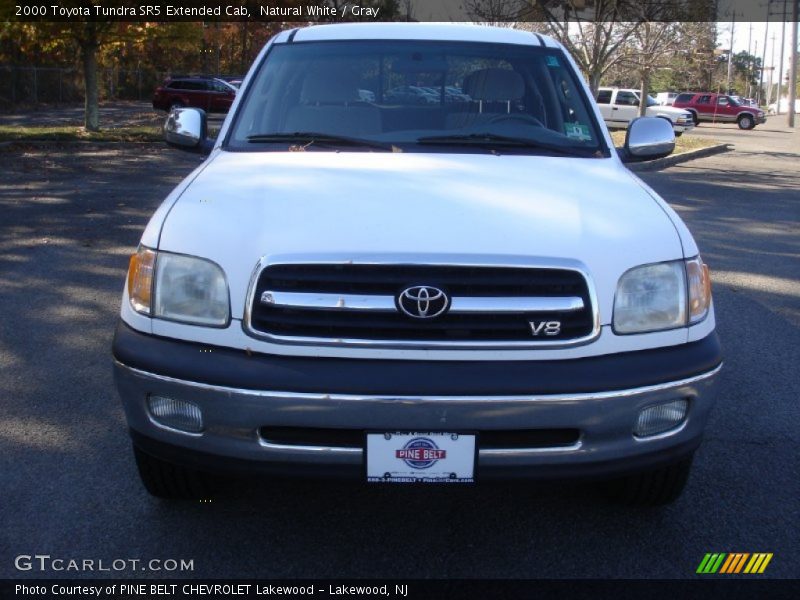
0,65,169,109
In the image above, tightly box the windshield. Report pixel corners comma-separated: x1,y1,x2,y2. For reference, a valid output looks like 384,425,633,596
227,40,607,156
727,96,741,106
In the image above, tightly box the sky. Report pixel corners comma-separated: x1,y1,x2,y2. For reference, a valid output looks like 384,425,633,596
718,21,799,83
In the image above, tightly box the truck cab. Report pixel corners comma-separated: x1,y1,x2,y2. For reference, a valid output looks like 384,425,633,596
596,87,694,135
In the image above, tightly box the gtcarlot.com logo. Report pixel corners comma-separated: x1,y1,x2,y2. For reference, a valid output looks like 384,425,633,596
696,553,773,574
14,554,194,573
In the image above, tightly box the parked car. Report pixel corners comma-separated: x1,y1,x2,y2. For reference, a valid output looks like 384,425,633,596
767,98,800,114
152,76,237,113
219,75,244,88
672,92,765,129
654,92,678,106
385,85,439,104
596,87,695,135
731,96,758,109
116,23,720,505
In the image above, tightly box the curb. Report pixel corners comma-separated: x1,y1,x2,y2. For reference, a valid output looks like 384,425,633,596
629,142,732,171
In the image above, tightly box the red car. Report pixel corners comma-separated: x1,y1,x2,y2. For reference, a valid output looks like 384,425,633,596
672,92,765,130
152,77,237,113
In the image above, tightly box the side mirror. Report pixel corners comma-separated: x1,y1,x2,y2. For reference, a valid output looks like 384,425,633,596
621,117,675,163
164,108,213,155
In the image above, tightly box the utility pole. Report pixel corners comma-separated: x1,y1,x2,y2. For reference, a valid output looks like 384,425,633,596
765,33,777,105
748,23,754,97
759,3,770,104
777,0,787,113
788,0,798,127
726,17,736,93
754,39,759,99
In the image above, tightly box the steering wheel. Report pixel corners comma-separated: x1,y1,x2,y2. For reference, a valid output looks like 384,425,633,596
486,114,544,127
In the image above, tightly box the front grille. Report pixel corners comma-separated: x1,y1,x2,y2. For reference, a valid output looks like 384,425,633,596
259,427,581,450
248,263,595,345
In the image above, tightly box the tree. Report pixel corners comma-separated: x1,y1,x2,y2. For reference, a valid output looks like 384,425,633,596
465,0,642,94
623,20,682,116
73,22,112,131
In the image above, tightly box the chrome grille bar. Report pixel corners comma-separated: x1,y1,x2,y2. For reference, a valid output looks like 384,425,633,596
260,290,584,313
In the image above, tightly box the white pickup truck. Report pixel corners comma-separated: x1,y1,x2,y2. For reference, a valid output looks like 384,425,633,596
113,24,720,505
597,87,695,136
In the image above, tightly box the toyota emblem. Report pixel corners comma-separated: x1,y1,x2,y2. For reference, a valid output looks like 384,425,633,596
397,286,449,319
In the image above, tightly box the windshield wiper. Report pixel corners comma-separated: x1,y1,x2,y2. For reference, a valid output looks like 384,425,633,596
416,133,595,157
246,132,395,151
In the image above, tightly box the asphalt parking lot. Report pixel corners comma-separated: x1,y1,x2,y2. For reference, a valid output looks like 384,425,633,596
0,121,798,580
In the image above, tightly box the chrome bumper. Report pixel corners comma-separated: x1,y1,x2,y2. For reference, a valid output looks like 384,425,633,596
114,360,721,478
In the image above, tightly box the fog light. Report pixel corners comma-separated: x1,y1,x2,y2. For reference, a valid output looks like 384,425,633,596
147,395,203,433
634,399,688,437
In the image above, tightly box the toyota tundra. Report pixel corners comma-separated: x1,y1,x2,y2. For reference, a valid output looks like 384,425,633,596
113,23,721,504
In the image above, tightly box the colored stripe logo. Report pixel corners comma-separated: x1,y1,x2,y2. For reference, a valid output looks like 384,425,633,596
697,553,773,574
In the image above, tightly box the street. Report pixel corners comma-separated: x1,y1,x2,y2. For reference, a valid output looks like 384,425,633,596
0,122,797,579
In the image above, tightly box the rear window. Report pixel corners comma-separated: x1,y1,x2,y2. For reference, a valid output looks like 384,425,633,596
169,80,206,91
596,90,612,104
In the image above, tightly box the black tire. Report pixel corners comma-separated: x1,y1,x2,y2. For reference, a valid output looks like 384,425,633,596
737,114,755,130
675,131,683,137
689,111,699,126
603,455,694,506
133,445,217,499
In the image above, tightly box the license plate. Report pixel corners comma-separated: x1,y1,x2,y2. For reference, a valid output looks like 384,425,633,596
366,432,476,483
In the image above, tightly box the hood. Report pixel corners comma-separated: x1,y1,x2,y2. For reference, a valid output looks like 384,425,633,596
647,105,691,118
158,151,683,321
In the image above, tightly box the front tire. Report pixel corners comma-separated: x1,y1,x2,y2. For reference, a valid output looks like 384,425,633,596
690,111,699,126
133,445,217,499
603,455,694,506
738,114,755,130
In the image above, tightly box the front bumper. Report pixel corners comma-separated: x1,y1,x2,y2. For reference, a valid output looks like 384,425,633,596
113,322,722,480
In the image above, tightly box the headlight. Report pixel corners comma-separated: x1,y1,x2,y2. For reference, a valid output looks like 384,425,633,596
127,247,230,327
613,258,711,334
614,261,686,334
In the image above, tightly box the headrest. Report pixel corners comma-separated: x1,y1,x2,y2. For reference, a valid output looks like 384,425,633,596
463,68,524,102
301,69,360,104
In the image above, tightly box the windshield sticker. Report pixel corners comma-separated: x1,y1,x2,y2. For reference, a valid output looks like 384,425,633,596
564,122,591,141
546,55,560,68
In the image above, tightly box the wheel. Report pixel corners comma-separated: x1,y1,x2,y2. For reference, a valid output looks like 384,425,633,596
687,111,699,126
737,114,755,130
133,445,217,499
602,454,694,506
487,114,544,127
675,131,683,137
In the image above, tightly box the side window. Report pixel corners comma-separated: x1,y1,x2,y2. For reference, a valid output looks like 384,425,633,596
596,90,612,104
168,81,186,90
675,93,693,104
717,96,729,105
616,91,638,106
698,95,711,104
